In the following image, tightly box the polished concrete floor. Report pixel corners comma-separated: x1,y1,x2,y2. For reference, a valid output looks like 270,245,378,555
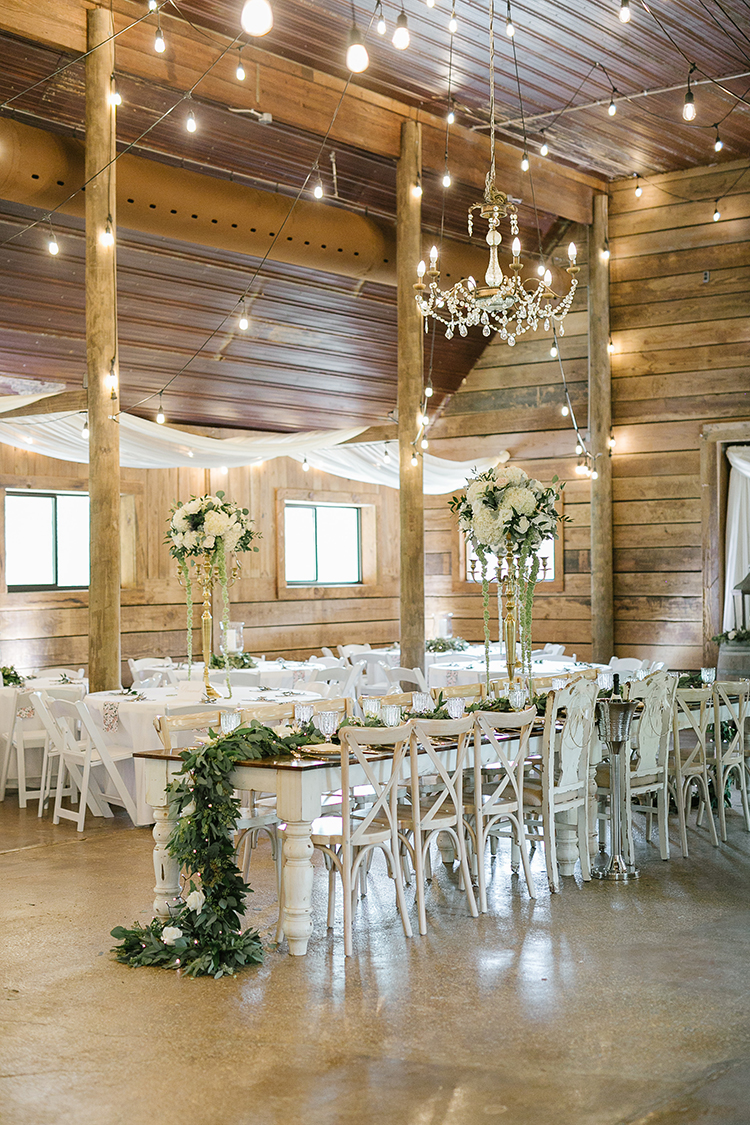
2,796,750,1125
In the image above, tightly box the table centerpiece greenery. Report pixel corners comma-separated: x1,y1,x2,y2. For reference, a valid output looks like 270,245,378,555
111,719,323,978
424,637,469,653
0,665,25,687
449,464,565,692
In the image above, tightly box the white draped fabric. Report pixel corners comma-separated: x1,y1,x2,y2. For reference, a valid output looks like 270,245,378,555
722,446,750,630
0,400,503,494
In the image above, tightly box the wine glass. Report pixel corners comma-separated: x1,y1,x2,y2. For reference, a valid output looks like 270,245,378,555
220,709,242,736
446,697,466,719
596,672,613,692
317,711,338,740
508,686,527,711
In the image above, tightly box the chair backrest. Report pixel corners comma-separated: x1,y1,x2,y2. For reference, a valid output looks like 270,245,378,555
47,697,86,748
436,680,484,702
672,687,712,772
13,691,47,744
320,647,335,659
386,665,428,692
410,716,474,830
624,669,677,774
130,657,173,670
36,666,86,680
544,643,565,656
608,657,645,673
359,692,414,718
339,723,412,847
712,679,749,764
74,701,137,822
337,643,372,661
543,677,599,795
154,709,224,751
29,691,66,752
472,706,537,815
313,655,345,668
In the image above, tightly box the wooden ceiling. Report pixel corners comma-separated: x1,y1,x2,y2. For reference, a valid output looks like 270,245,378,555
0,0,747,432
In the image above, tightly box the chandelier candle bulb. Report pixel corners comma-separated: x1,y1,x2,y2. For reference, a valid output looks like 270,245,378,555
543,268,552,287
240,0,274,36
429,245,439,269
568,242,577,264
417,260,426,278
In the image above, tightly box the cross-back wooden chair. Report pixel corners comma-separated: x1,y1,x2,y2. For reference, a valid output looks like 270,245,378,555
670,687,719,857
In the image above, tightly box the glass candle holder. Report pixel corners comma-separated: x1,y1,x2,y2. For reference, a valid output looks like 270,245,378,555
220,621,245,655
220,709,242,736
362,697,382,719
700,666,716,685
382,703,402,727
412,692,433,714
446,696,466,719
508,686,527,711
294,703,314,727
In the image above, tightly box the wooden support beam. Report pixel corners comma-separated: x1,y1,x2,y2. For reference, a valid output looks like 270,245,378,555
86,8,121,692
0,391,87,420
397,121,425,672
588,192,613,661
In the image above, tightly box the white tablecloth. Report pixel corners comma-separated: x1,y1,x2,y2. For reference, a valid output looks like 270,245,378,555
428,657,596,690
178,660,326,691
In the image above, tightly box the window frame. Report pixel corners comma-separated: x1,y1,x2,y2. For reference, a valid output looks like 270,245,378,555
4,489,91,593
283,500,363,587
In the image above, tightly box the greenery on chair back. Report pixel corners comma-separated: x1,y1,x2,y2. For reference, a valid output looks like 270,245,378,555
111,720,323,978
466,693,547,714
1,665,25,687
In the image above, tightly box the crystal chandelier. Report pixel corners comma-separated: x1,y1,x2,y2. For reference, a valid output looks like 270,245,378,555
414,0,579,347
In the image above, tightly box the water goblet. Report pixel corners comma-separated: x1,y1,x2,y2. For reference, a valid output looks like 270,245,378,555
635,668,646,681
317,711,338,740
220,709,242,736
362,697,382,720
596,672,613,692
446,696,466,719
294,703,314,730
508,685,527,711
553,676,570,692
701,666,716,685
412,691,433,714
382,703,402,727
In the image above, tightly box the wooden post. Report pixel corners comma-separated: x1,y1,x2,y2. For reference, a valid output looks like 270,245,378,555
86,8,121,691
588,192,613,661
396,120,425,672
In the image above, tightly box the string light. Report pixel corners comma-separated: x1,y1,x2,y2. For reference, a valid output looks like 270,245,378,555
154,17,166,53
521,152,529,171
601,239,610,261
410,452,419,467
81,414,89,439
426,0,435,7
105,359,118,399
561,405,569,416
608,94,617,116
619,0,631,23
505,1,515,37
47,228,59,255
608,434,616,450
302,457,309,472
312,170,324,199
424,379,434,398
420,437,429,450
682,65,696,121
591,468,599,480
442,169,452,187
240,0,274,37
156,395,166,424
238,302,249,330
634,174,642,197
550,344,558,358
412,176,423,198
100,216,114,247
575,442,583,455
186,106,197,132
714,126,723,152
148,0,158,9
346,12,369,73
236,48,246,81
713,200,721,221
607,338,614,354
539,134,548,156
376,1,386,34
448,7,458,34
109,74,122,107
447,103,456,126
393,8,410,49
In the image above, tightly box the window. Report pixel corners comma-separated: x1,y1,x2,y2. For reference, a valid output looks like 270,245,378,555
284,501,361,585
5,491,90,590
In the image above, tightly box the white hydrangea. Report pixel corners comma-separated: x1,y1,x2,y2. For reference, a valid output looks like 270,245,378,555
183,499,203,515
504,486,536,516
204,509,232,537
466,480,486,507
171,511,188,531
505,465,528,485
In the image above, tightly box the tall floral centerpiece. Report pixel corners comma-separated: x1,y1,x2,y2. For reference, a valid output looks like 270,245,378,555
168,492,259,700
450,465,563,693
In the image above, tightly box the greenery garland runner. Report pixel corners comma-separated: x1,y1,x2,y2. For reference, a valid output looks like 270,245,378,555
110,720,323,978
167,491,259,693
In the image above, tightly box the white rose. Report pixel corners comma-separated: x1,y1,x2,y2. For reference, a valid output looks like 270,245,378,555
517,516,530,533
183,499,202,515
161,925,183,946
186,889,205,914
172,531,184,547
203,534,215,549
183,530,199,550
171,511,188,532
728,630,737,640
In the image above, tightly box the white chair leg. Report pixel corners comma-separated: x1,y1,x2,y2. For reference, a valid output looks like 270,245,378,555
16,739,27,808
657,787,670,860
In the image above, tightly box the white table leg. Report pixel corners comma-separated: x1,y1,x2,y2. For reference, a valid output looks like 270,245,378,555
281,820,315,956
555,809,579,876
151,804,182,920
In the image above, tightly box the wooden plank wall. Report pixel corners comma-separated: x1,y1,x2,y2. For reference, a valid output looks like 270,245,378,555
0,447,399,675
426,222,594,660
609,159,750,669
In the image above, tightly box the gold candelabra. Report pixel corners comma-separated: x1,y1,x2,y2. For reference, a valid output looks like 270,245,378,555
194,553,220,702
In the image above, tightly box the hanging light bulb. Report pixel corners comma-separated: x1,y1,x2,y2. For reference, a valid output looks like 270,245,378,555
393,8,410,49
550,344,558,358
608,435,616,450
505,1,515,37
100,216,114,247
448,8,458,34
240,0,274,37
302,457,309,472
714,127,723,152
186,107,197,133
682,67,696,121
412,177,423,199
81,414,89,439
619,0,631,23
346,23,369,73
109,74,122,107
447,104,456,125
607,338,615,354
601,241,610,261
539,135,548,156
410,452,419,467
521,152,529,171
148,0,158,9
608,94,617,117
105,359,118,397
376,1,386,34
312,171,324,199
156,396,166,425
591,468,599,480
154,18,166,53
426,0,435,6
421,437,429,450
236,48,246,81
634,174,642,197
561,405,569,416
238,302,249,330
713,200,721,222
575,442,583,455
424,380,434,398
48,231,59,255
442,170,452,188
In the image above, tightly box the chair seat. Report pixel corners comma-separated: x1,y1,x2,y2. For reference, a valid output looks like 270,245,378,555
310,814,390,847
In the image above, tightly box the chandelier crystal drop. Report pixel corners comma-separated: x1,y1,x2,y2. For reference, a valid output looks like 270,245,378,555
414,0,578,347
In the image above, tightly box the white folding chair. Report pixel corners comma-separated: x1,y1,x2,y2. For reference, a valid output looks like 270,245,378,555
0,687,19,802
314,663,364,699
0,690,49,808
52,700,137,831
337,643,372,662
36,667,86,680
384,666,428,693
